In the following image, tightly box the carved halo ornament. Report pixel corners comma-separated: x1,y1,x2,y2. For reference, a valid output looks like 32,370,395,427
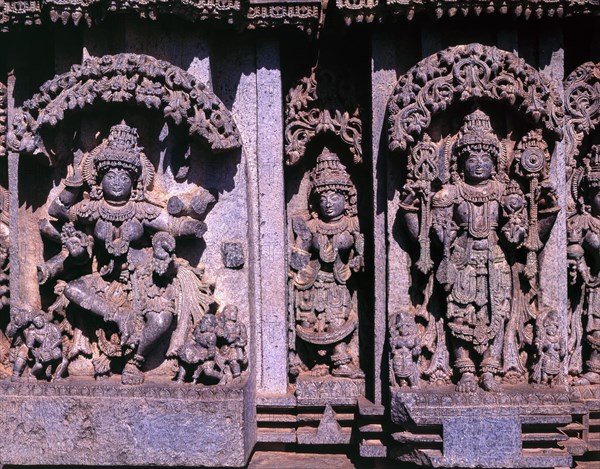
387,43,564,154
9,53,242,163
285,69,362,166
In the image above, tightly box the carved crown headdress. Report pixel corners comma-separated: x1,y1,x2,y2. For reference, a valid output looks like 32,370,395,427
454,110,501,159
584,144,600,189
82,121,154,194
94,121,142,175
310,147,353,194
309,147,357,217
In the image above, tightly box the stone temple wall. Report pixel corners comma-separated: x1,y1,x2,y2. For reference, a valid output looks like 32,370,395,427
0,2,598,467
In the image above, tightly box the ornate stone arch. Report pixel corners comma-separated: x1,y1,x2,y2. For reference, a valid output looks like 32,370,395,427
387,43,564,154
285,69,362,166
9,53,241,163
564,61,600,165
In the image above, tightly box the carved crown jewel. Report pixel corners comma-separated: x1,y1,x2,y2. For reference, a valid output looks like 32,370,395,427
310,147,353,194
454,110,500,158
94,121,143,176
585,144,600,189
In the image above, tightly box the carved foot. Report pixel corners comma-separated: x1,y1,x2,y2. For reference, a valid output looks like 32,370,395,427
310,364,330,377
480,372,500,392
332,363,365,379
111,310,136,346
122,361,144,385
456,372,478,393
573,371,600,386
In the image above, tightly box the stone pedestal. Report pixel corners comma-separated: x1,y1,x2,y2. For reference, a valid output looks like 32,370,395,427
0,377,255,467
296,376,365,406
390,386,573,468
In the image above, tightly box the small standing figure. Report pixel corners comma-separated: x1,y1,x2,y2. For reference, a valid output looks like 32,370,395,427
6,305,36,380
289,147,364,379
216,305,248,384
24,314,69,380
390,310,421,388
532,309,565,386
176,313,222,384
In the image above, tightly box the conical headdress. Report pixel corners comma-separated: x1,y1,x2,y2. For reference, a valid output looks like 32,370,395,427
93,121,143,176
454,110,500,158
310,147,353,194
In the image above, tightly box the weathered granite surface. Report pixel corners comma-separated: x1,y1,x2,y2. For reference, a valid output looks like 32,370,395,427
0,377,254,466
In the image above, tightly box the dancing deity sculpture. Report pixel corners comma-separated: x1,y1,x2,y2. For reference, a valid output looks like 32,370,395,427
35,122,210,384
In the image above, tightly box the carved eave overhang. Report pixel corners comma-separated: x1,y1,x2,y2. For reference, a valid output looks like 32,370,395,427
387,43,564,155
0,0,321,33
8,53,242,164
246,0,321,33
335,0,600,25
0,82,5,158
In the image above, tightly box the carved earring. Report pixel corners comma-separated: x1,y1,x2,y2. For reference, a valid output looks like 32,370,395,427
91,186,103,200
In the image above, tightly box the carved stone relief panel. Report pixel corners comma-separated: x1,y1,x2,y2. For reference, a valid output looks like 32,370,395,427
9,53,248,386
285,69,368,409
565,61,600,387
388,44,563,391
0,53,254,467
386,43,568,467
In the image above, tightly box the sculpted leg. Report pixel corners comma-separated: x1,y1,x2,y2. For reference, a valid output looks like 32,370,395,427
480,330,503,392
137,311,173,358
454,341,478,393
64,280,135,343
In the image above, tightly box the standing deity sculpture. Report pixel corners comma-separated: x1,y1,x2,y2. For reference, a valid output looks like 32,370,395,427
289,147,364,379
399,110,559,392
24,121,247,385
568,144,600,385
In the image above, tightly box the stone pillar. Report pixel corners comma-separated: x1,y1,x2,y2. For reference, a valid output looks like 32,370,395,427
255,33,288,395
371,30,397,405
538,26,568,374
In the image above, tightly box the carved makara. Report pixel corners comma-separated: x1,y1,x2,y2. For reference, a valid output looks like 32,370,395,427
397,109,559,392
289,147,364,380
14,122,247,385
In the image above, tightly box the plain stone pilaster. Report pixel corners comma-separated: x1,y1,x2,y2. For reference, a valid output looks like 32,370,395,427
538,26,568,373
371,31,397,405
256,34,288,395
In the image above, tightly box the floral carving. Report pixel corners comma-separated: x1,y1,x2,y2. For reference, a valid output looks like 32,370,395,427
285,70,362,166
10,53,241,163
564,61,600,165
387,43,563,153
